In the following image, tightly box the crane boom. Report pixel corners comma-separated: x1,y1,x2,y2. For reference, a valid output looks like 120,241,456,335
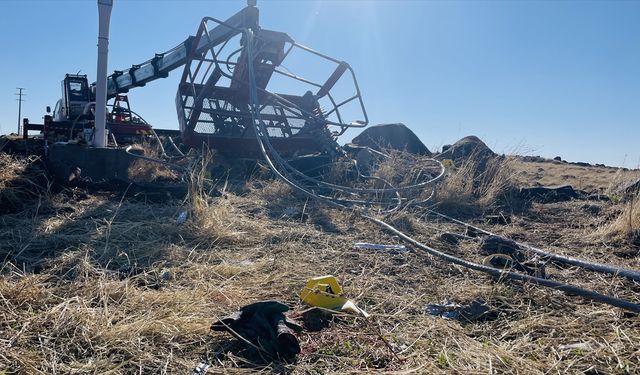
100,4,259,98
99,0,366,158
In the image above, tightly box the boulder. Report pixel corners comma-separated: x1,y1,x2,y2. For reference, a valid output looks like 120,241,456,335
622,179,640,201
438,135,495,162
480,235,524,260
437,136,496,174
519,185,585,203
522,156,547,163
351,123,430,155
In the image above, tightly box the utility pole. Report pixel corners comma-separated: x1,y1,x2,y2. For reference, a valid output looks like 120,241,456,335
94,0,113,148
16,87,26,134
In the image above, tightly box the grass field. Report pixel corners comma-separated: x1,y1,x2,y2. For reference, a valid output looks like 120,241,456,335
1,150,639,374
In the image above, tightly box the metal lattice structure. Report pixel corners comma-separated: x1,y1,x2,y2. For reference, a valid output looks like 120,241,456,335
92,2,367,159
176,4,368,158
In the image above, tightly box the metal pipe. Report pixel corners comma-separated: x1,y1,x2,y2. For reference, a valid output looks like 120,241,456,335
94,0,113,148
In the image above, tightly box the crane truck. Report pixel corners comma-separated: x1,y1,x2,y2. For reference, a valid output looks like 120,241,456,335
21,74,153,146
19,0,368,160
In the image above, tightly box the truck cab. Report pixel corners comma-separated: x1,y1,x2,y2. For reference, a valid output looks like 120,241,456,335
21,73,153,144
53,74,93,122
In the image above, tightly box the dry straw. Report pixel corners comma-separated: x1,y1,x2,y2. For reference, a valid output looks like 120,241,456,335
1,150,639,374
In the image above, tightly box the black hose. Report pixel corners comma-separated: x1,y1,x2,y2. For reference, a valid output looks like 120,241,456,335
425,209,640,283
242,27,640,314
365,215,640,314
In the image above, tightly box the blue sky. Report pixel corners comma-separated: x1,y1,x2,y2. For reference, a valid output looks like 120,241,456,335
0,0,638,167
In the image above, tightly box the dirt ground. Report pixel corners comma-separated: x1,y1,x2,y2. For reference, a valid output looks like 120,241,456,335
1,153,639,374
511,156,640,193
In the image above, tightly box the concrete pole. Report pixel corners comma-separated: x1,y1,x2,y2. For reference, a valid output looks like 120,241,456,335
94,0,113,148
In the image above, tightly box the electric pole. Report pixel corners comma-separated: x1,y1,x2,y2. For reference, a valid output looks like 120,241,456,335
95,0,113,148
16,87,26,134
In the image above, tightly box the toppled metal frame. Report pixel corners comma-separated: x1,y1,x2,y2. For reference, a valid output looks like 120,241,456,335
176,10,368,158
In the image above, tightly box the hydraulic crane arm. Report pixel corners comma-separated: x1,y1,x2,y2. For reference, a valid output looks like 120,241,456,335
100,3,259,99
88,0,367,159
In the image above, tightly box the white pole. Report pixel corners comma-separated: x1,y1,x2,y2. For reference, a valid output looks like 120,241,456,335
94,0,113,148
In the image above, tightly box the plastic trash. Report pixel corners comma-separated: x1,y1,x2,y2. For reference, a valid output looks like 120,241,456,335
354,242,406,251
300,275,370,318
176,210,188,225
425,299,497,322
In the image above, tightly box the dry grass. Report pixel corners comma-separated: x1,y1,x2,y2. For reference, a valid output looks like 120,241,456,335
0,154,51,214
512,157,640,193
126,142,180,184
1,151,640,374
127,158,178,184
432,155,520,216
599,193,640,244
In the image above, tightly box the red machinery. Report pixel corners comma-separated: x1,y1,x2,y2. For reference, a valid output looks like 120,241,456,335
23,1,368,160
22,74,152,144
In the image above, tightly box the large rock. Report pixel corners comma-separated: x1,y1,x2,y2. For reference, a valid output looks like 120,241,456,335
439,135,495,162
621,179,640,201
519,185,586,203
351,123,430,155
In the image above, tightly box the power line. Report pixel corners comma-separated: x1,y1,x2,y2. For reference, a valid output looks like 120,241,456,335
15,87,26,135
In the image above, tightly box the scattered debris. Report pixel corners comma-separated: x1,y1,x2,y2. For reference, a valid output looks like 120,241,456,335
211,300,302,359
176,210,188,225
354,242,407,251
300,276,369,318
425,298,501,323
190,360,210,375
0,0,639,372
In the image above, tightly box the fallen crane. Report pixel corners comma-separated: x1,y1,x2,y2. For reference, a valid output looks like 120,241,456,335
8,0,369,184
23,1,365,154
